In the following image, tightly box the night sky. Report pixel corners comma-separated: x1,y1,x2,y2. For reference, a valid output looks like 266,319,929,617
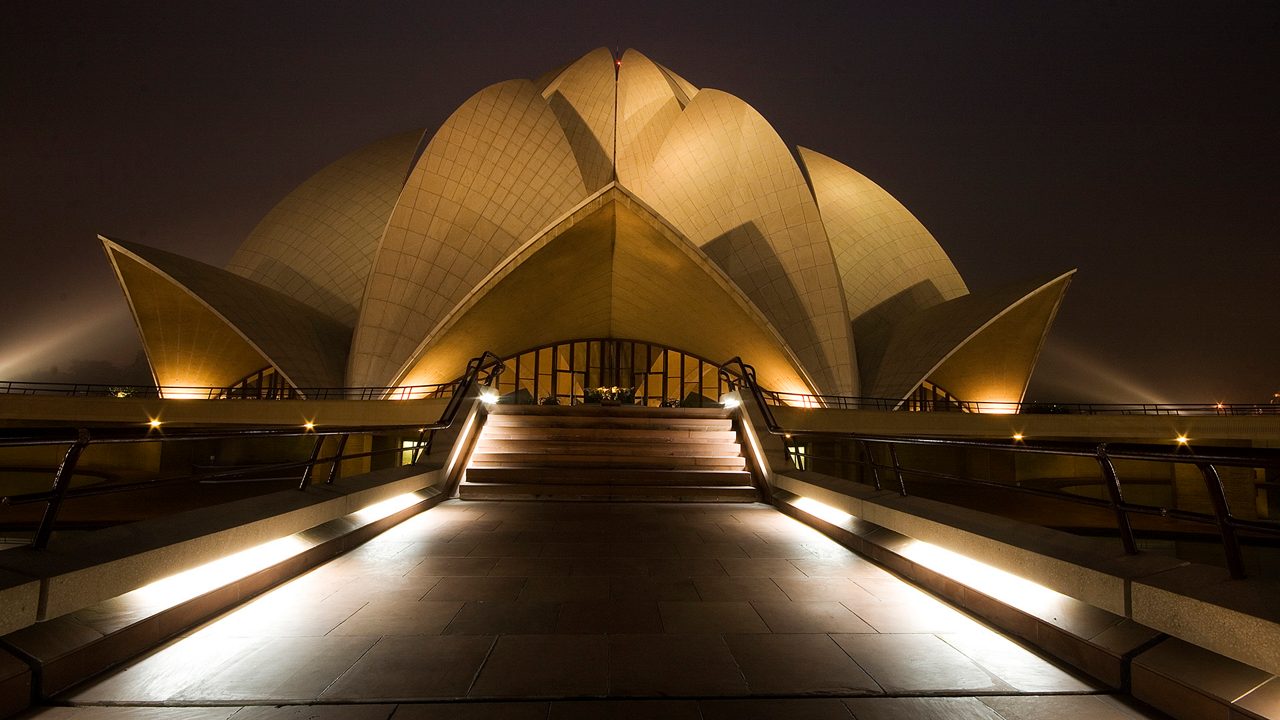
2,2,1276,403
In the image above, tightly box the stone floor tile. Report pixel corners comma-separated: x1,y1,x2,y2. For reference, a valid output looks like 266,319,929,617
470,635,609,697
774,577,881,603
555,601,664,634
571,558,651,576
408,557,500,577
789,557,896,580
693,576,789,601
659,601,769,633
831,634,1011,693
845,598,987,634
20,709,241,719
980,695,1163,719
610,577,700,601
65,635,259,702
230,706,397,719
718,558,807,577
423,576,527,602
468,541,546,558
674,541,749,559
488,557,576,577
400,542,478,558
700,698,857,719
173,636,378,701
641,558,727,576
939,632,1098,693
843,696,1003,719
739,541,820,559
323,575,441,604
725,633,881,695
328,600,464,636
320,635,495,700
389,702,549,719
608,634,749,697
548,699,701,719
749,600,875,633
444,601,560,634
519,575,611,602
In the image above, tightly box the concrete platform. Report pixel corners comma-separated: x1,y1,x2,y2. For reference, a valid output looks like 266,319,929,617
18,501,1166,718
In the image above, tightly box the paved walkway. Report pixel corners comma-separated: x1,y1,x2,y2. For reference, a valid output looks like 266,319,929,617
25,501,1163,719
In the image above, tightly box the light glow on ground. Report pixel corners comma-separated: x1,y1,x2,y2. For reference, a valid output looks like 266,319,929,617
898,539,1065,616
794,496,854,525
128,535,311,608
352,492,422,523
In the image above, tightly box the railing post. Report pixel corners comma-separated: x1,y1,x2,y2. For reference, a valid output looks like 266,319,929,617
325,434,349,485
298,435,326,490
860,440,882,491
1095,444,1139,555
33,429,91,550
1198,462,1247,579
411,427,430,465
888,443,907,496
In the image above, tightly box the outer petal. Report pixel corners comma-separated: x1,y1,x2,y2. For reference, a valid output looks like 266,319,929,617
104,237,352,393
541,47,616,192
799,147,968,343
616,49,685,189
227,130,422,326
395,185,813,396
628,90,857,395
869,271,1075,407
350,79,590,387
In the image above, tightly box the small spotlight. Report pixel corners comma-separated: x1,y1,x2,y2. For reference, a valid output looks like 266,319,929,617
148,419,162,429
1012,433,1024,442
721,396,741,410
1175,435,1190,445
480,390,500,405
303,421,315,431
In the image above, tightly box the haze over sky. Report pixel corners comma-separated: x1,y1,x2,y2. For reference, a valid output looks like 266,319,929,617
2,2,1276,403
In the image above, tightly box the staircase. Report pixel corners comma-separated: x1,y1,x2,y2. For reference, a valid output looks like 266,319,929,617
460,405,759,502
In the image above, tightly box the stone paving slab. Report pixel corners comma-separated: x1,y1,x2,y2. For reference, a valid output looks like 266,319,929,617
21,501,1167,717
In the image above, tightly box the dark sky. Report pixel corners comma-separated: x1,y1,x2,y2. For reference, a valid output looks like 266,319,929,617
2,1,1277,403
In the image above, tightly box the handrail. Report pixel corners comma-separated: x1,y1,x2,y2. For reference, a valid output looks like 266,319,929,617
0,352,506,549
0,379,461,400
718,356,1280,579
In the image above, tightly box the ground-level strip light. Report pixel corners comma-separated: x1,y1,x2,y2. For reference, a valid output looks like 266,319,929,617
129,535,311,608
793,496,854,525
352,492,422,523
899,539,1064,617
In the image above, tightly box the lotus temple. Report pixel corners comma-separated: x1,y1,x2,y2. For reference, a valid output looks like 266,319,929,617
1,49,1276,720
102,46,1072,410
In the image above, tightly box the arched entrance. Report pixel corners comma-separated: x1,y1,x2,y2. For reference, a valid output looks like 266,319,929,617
491,338,727,407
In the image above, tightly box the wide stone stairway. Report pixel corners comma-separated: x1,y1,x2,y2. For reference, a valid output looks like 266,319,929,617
460,405,759,502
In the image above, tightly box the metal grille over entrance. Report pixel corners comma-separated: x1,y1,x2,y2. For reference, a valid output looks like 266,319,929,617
491,338,727,406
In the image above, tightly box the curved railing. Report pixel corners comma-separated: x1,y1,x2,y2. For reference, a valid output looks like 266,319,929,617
0,352,506,549
0,379,461,401
718,357,1280,579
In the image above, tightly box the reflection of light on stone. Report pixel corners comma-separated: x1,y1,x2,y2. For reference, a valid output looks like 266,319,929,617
352,492,421,523
794,496,854,525
899,539,1063,616
128,535,310,608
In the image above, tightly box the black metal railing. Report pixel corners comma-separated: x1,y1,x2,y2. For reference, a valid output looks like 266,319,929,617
752,388,1280,416
0,379,460,400
0,352,505,550
719,357,1280,579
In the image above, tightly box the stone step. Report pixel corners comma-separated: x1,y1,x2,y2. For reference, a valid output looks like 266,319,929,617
458,482,759,503
469,453,746,470
472,439,743,457
484,415,733,431
487,405,731,419
478,428,740,443
465,466,752,486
